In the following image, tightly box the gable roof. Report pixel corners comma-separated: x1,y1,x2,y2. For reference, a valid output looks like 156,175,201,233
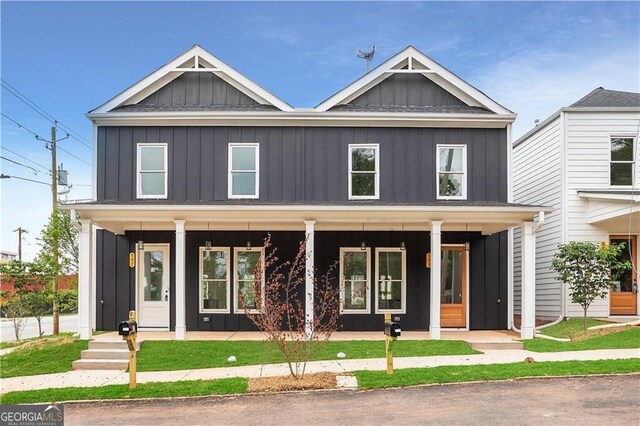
570,87,640,108
90,45,293,113
314,46,513,115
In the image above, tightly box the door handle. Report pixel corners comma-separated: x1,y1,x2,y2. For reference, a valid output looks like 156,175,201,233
633,284,638,295
165,289,169,301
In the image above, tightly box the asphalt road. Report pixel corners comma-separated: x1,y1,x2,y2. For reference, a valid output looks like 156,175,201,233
65,375,640,425
1,314,78,341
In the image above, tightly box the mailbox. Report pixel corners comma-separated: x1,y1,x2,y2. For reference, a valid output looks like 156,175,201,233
118,320,137,336
384,321,402,338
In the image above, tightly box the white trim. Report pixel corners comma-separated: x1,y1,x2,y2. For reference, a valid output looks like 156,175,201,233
199,247,231,314
348,144,380,200
374,248,407,314
228,143,260,199
233,246,265,314
136,143,168,199
429,220,442,339
92,122,98,201
339,247,371,314
440,243,470,330
78,219,93,340
136,242,171,330
436,144,467,200
608,135,637,188
304,220,316,338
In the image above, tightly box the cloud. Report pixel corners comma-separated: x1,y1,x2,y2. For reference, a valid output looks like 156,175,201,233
256,27,301,45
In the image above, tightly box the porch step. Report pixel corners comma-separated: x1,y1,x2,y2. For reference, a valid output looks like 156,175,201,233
81,349,130,360
88,340,141,351
72,359,129,370
72,339,143,370
468,341,524,350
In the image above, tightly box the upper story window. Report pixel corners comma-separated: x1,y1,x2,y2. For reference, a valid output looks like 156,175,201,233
610,137,636,186
437,145,467,199
349,144,379,200
340,248,371,313
137,143,167,199
200,247,230,313
228,143,259,199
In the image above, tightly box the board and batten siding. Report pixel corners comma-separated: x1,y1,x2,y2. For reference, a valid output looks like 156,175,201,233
96,126,508,204
513,116,564,320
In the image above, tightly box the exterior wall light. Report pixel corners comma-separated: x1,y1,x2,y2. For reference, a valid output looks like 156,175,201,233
360,241,367,250
137,240,144,250
205,240,212,250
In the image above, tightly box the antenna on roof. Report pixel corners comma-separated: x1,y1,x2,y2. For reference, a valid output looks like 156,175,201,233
356,44,376,74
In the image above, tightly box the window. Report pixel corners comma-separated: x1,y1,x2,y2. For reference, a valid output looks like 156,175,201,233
375,249,406,313
228,144,259,198
137,143,167,198
349,144,379,199
340,248,371,313
610,137,636,186
199,247,230,313
437,145,466,199
234,247,264,313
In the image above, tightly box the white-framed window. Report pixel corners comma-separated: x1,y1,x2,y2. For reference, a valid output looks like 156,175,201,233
228,143,259,198
199,247,230,313
349,144,379,200
436,144,467,199
375,248,406,314
234,247,264,313
610,136,636,187
137,143,168,199
339,248,371,313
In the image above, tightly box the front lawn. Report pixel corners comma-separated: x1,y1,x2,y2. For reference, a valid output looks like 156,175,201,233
0,332,76,350
137,340,479,372
537,318,611,339
0,336,88,378
354,358,640,389
0,377,247,405
525,327,640,352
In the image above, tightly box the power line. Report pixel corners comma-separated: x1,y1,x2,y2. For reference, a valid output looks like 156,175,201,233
0,174,51,186
0,146,51,175
1,155,40,175
1,112,50,140
57,145,91,166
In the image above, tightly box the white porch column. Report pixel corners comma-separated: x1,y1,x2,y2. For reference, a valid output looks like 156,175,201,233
304,220,316,339
78,219,93,340
521,221,536,339
430,221,442,340
174,219,186,340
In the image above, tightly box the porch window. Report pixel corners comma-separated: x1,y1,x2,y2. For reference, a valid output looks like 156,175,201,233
199,247,230,313
437,145,466,199
137,143,167,198
349,144,379,199
234,247,264,313
228,144,259,198
610,137,636,186
340,248,371,313
375,249,406,313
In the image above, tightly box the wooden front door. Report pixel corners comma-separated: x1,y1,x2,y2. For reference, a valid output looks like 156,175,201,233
610,235,638,315
440,246,467,328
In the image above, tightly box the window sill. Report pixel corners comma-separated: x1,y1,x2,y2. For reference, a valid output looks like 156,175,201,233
200,310,231,314
341,309,371,315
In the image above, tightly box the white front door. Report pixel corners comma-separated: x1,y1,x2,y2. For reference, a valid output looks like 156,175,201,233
137,244,170,328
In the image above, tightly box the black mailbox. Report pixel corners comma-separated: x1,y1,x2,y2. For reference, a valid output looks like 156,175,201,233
384,321,402,337
118,320,137,336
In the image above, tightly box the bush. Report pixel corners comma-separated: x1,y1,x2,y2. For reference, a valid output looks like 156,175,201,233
58,289,78,314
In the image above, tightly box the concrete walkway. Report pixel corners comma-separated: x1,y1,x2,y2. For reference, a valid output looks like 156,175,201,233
1,348,638,395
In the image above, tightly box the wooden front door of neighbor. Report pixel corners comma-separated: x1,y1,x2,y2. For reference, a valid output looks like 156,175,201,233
440,246,467,328
610,235,637,315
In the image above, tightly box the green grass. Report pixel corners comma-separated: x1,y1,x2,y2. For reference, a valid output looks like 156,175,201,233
538,318,611,338
355,358,640,389
0,377,247,405
137,340,479,372
524,327,640,352
0,333,76,350
0,337,89,378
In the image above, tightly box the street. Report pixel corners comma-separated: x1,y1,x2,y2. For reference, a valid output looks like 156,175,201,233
65,375,640,425
1,314,78,342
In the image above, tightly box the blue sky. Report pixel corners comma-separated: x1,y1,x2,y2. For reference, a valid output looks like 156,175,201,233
1,1,639,260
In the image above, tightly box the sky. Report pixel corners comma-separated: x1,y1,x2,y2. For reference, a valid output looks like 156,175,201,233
1,1,639,261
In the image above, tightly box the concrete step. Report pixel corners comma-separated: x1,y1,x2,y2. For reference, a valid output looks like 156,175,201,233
468,341,524,350
88,340,140,351
72,359,129,370
81,349,130,360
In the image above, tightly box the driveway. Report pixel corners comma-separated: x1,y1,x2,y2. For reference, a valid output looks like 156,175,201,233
65,375,640,425
1,314,78,341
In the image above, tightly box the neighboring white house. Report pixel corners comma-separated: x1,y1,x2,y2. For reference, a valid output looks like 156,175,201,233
513,88,640,320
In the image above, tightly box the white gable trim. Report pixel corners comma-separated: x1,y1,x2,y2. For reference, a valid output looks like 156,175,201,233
91,45,293,113
315,46,512,115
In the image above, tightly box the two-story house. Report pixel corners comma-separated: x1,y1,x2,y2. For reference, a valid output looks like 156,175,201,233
513,88,640,321
65,45,546,340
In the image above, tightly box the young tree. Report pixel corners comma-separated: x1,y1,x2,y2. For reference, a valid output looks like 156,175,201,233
0,261,41,340
551,241,631,330
241,236,341,379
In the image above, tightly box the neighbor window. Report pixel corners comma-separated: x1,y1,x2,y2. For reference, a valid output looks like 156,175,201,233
375,249,406,313
610,137,636,186
340,248,370,313
349,144,379,199
137,143,167,198
234,247,264,313
200,247,230,313
437,145,466,199
228,144,259,198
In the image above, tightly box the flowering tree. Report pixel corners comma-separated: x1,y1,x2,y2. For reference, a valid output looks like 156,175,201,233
241,236,341,379
551,241,631,329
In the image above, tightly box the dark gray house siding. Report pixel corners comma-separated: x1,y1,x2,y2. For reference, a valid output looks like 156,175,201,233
96,126,508,204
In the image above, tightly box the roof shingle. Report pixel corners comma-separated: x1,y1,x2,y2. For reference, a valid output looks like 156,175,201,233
570,87,640,108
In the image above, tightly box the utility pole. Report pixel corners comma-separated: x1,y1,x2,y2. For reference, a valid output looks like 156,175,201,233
51,125,60,336
13,227,28,261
